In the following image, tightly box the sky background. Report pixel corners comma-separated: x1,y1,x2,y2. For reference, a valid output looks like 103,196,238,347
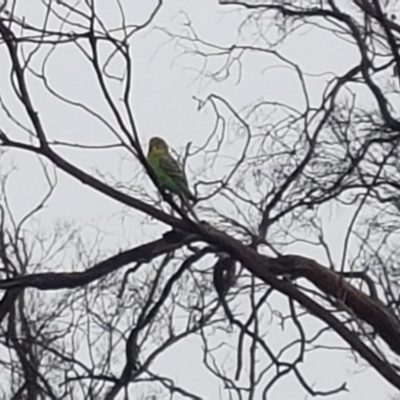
0,0,398,398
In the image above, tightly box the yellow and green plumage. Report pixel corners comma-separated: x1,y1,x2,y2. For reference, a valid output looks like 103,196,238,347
147,137,196,203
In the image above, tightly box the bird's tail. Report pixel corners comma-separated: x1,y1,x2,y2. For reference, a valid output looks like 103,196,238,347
180,194,199,222
188,191,197,204
182,185,197,204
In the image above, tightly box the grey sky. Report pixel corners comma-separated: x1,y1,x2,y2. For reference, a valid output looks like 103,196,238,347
0,0,397,399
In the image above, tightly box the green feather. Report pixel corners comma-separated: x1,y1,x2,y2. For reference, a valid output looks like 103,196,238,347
147,151,195,202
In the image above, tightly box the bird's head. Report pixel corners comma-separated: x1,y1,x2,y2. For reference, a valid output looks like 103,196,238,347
148,137,169,155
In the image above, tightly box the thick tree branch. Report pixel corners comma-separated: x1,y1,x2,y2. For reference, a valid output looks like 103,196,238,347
0,230,197,291
198,222,400,390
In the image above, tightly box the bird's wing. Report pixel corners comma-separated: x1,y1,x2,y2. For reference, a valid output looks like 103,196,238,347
159,153,196,202
159,154,189,186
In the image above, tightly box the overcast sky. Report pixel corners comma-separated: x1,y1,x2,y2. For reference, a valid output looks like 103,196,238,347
0,0,397,399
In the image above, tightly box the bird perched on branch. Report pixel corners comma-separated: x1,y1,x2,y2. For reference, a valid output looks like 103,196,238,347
147,137,196,205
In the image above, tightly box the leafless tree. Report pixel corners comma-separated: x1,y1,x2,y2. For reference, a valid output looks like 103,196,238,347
1,0,400,399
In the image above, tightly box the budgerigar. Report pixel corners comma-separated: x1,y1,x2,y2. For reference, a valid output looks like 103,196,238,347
147,136,196,204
